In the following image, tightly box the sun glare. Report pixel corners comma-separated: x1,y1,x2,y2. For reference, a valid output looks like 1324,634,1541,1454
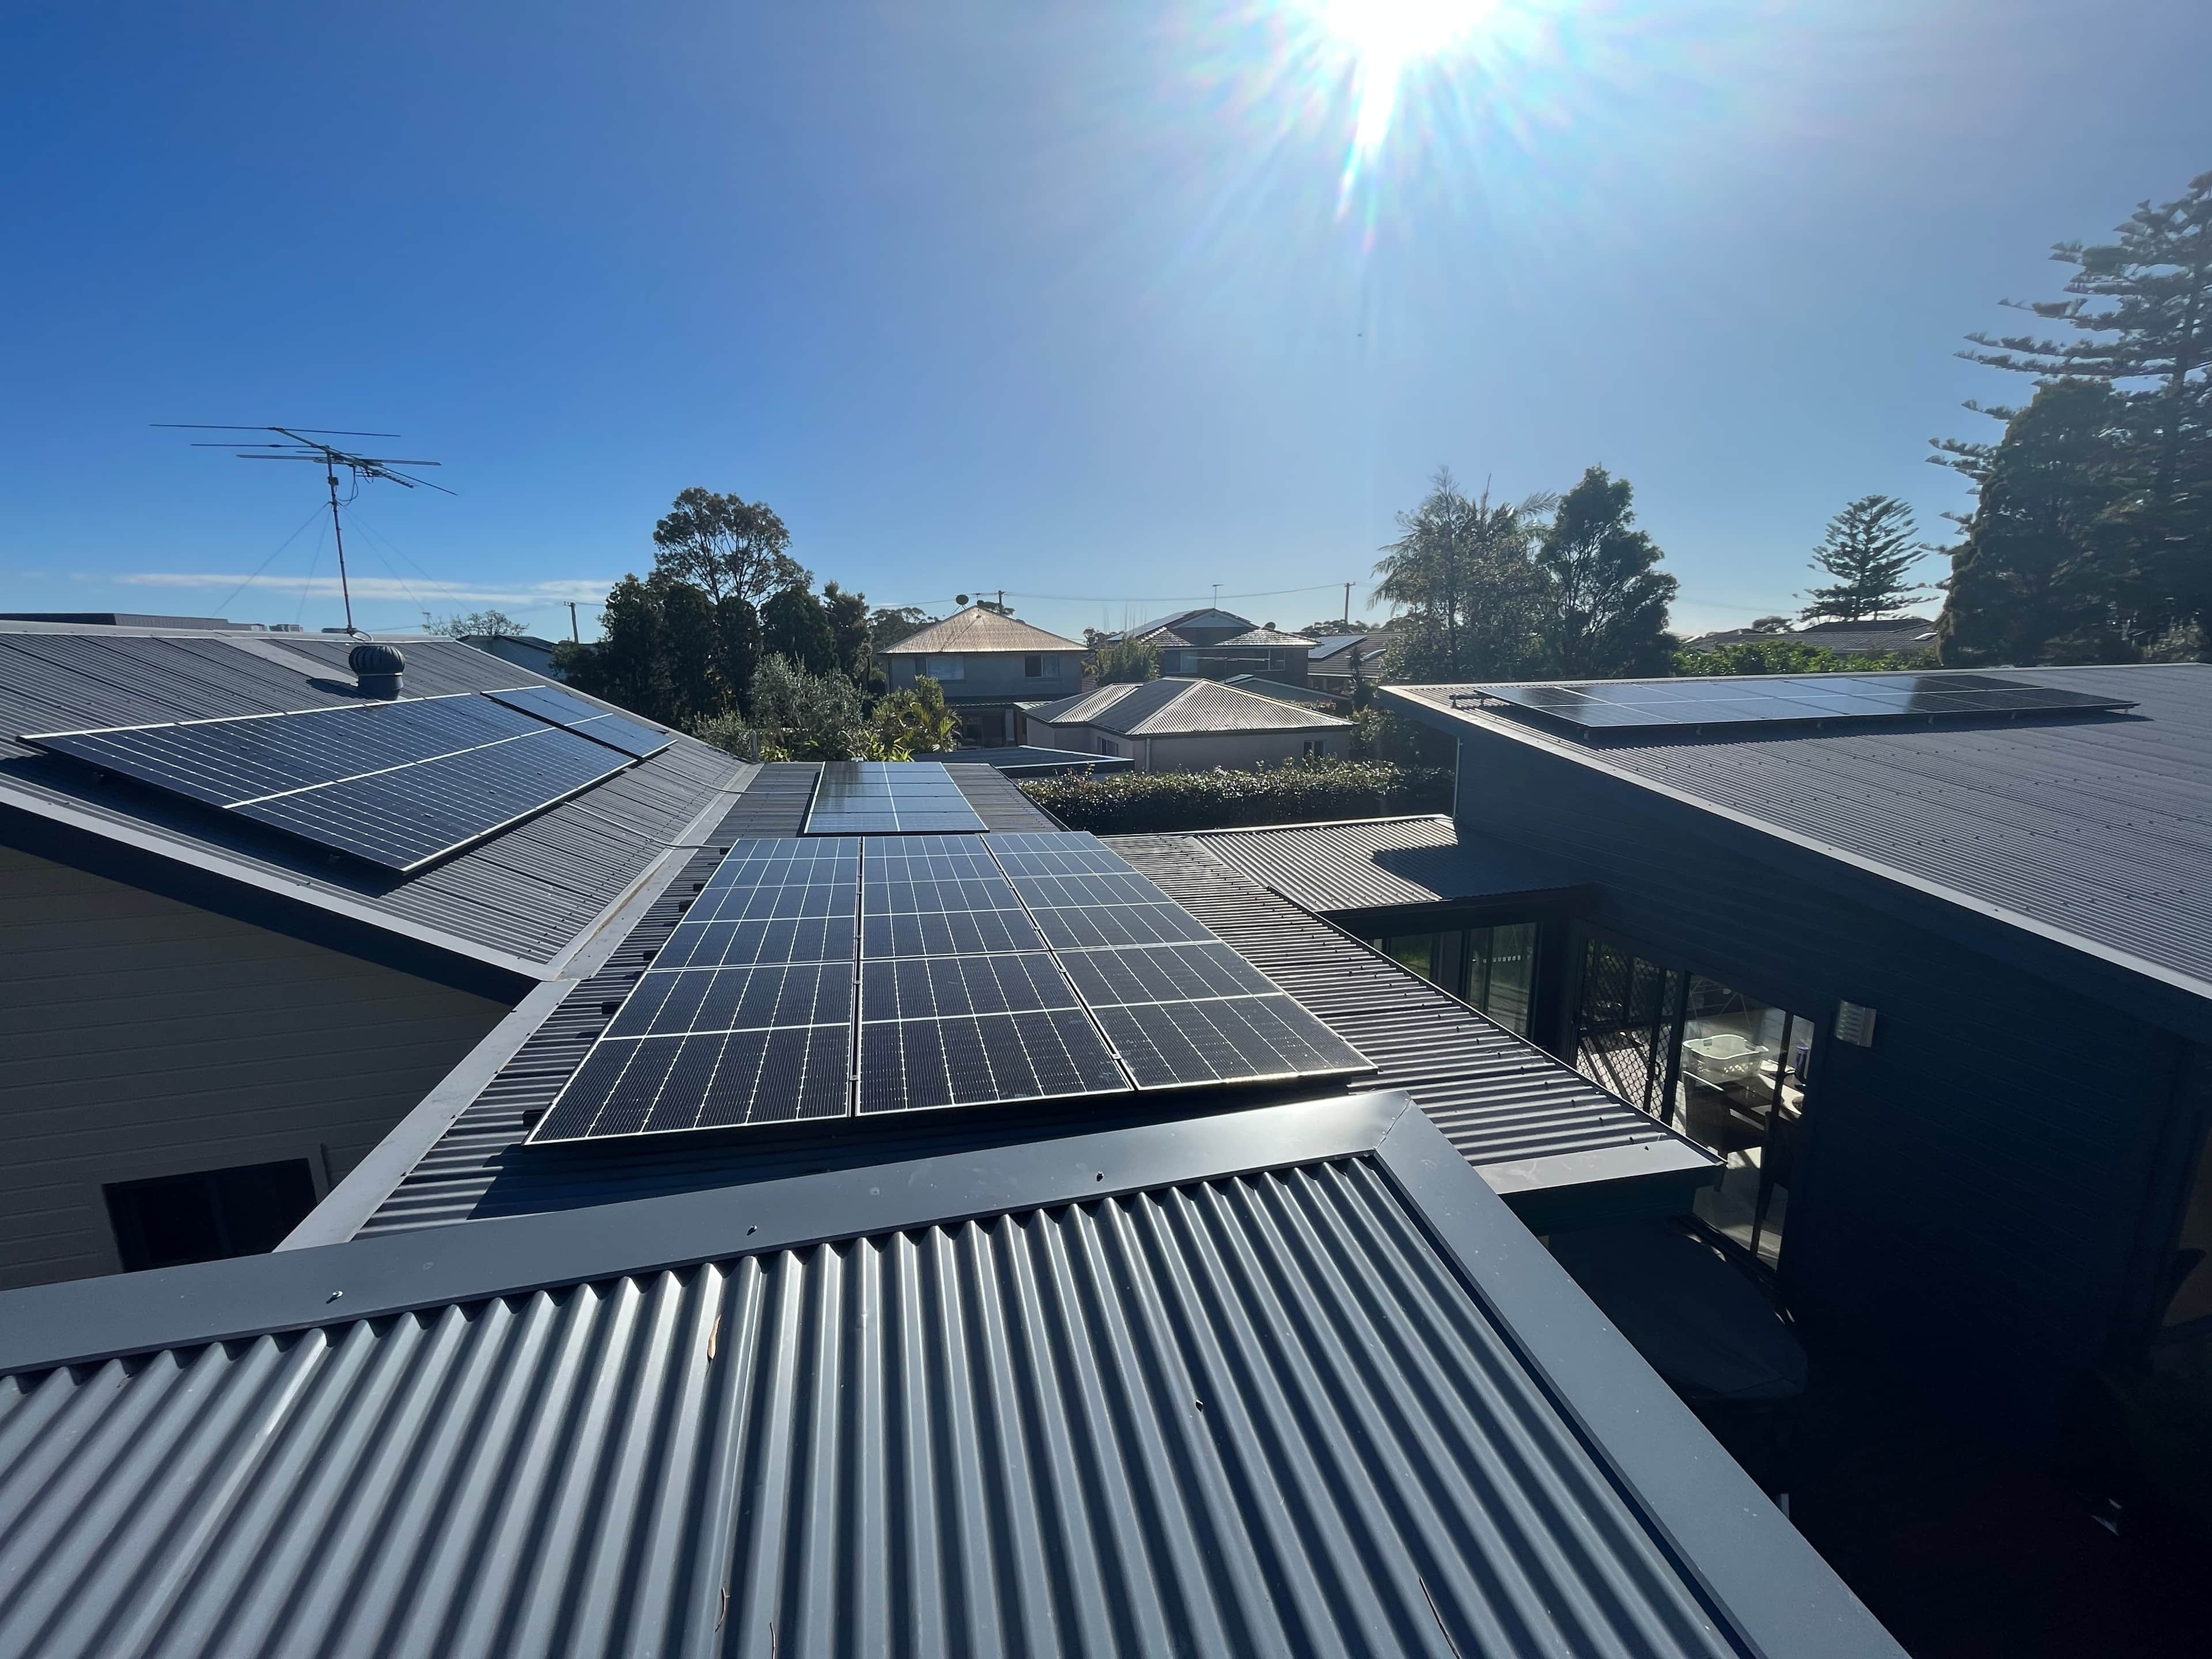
1314,0,1499,194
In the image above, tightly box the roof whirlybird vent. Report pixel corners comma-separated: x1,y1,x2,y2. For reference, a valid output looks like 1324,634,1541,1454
349,641,406,698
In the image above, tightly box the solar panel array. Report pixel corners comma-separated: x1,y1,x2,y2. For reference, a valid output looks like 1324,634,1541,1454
804,761,987,835
485,683,672,759
25,693,635,872
531,829,1373,1146
1468,672,2135,737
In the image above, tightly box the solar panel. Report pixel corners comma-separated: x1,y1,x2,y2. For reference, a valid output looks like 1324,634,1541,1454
855,834,1125,1114
986,832,1372,1093
1467,672,2135,737
25,694,635,872
531,838,860,1142
804,761,987,835
485,684,673,759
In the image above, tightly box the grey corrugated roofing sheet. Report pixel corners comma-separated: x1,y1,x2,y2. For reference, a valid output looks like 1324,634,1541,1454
0,1093,1902,1659
1195,815,1589,915
1028,677,1350,736
1219,674,1338,708
348,813,1709,1237
939,745,1134,775
946,759,1062,828
1112,835,1716,1215
1384,664,2212,1001
0,628,745,972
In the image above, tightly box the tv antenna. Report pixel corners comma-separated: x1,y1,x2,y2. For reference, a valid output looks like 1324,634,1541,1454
154,425,452,635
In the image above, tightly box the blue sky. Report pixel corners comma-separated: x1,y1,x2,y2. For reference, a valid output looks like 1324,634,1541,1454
3,1,2208,643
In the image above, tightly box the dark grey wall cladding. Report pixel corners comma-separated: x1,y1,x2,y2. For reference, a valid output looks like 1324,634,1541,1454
0,1153,1826,1659
0,632,745,967
1453,722,2188,1441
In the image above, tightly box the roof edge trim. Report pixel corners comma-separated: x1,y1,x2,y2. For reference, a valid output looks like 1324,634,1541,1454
0,1090,1415,1377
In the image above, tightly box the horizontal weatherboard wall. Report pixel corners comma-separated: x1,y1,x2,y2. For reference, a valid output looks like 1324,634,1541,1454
0,844,507,1290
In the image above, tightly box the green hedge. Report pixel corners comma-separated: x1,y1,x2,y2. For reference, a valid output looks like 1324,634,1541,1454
1017,761,1452,835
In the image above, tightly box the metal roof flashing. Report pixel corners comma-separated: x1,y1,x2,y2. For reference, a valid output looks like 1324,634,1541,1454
0,1089,1904,1658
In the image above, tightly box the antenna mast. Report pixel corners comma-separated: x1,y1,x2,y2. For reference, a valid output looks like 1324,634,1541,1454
155,425,453,635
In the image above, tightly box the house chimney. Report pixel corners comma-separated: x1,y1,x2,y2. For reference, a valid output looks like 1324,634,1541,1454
349,640,406,698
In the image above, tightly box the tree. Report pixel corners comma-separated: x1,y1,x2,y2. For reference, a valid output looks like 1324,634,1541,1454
1372,469,1548,683
746,654,868,760
427,608,527,638
821,581,873,685
559,576,672,719
1531,467,1677,678
651,488,809,604
872,676,959,755
1798,495,1932,622
1939,380,2133,666
1300,618,1373,638
1936,169,2212,645
1747,616,1793,634
869,605,935,654
714,595,762,717
1087,638,1160,685
760,585,838,677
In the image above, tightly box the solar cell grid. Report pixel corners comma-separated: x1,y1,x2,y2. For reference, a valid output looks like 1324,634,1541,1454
803,762,987,835
1056,941,1286,1007
535,1024,849,1140
857,1009,1127,1116
606,960,851,1039
861,952,1080,1022
1092,997,1371,1092
486,684,672,759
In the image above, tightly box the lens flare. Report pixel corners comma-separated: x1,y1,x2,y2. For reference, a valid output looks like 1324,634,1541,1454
1317,0,1499,193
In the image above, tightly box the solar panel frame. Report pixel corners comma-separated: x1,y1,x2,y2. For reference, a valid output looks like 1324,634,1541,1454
484,683,674,759
803,761,988,836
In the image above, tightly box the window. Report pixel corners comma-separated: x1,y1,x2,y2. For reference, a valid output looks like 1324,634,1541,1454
105,1158,318,1272
1097,738,1120,756
926,655,965,681
1378,922,1537,1037
1024,654,1043,679
1301,738,1325,759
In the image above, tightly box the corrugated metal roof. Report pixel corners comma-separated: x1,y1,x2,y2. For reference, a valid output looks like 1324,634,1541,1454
0,1094,1900,1659
1217,627,1316,647
1111,835,1715,1198
880,605,1084,656
1196,815,1590,915
1218,675,1338,708
1028,677,1350,736
947,760,1062,829
351,814,1709,1237
0,629,745,971
1385,664,2212,999
940,745,1134,775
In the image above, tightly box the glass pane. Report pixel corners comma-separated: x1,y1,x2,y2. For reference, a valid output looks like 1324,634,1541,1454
1673,977,1808,1270
1467,922,1536,1037
1572,940,1676,1115
1380,934,1434,982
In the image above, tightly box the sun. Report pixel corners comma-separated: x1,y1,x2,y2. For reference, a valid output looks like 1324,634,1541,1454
1305,0,1503,196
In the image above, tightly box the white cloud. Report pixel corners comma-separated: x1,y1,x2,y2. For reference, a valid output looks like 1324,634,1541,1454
114,571,616,608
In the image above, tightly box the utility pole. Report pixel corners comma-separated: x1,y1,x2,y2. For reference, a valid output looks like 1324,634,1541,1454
1211,582,1220,609
567,601,579,642
1343,581,1353,627
322,459,357,634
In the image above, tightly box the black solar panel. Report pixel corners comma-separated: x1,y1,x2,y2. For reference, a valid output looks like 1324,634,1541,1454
857,1010,1128,1116
485,683,673,759
531,839,861,1143
804,761,987,835
1467,672,2135,737
25,694,635,872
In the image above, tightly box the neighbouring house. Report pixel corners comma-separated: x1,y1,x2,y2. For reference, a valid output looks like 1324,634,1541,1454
878,604,1085,745
1021,676,1354,770
459,631,563,679
1683,616,1939,658
1114,610,1320,685
1316,664,2212,1472
0,619,738,1291
1307,629,1388,694
0,611,259,631
1219,672,1342,711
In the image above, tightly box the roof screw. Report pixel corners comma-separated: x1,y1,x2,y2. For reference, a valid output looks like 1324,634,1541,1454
327,1290,343,1302
747,1224,757,1234
1094,1172,1104,1181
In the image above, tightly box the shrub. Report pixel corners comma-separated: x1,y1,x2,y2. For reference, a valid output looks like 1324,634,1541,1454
871,676,959,755
1017,757,1451,834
